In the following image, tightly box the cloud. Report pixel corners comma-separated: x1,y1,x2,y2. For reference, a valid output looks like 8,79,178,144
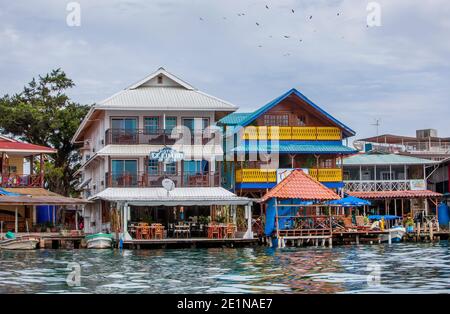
0,0,449,138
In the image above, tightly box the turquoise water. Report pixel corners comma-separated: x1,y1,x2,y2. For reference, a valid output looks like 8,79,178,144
0,242,449,294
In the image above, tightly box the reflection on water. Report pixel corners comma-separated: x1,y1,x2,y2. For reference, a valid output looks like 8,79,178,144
0,242,449,294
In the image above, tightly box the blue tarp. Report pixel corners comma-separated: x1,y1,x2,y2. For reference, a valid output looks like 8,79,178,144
0,188,22,196
328,196,371,207
368,215,401,221
265,198,314,236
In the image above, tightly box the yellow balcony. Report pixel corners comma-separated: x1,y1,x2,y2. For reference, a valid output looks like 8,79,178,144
236,168,342,183
242,126,341,140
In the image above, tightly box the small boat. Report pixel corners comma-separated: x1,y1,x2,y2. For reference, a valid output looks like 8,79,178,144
86,233,114,249
0,236,39,250
380,226,406,243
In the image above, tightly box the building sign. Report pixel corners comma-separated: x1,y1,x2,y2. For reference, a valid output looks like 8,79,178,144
150,147,184,164
410,179,427,191
277,168,309,183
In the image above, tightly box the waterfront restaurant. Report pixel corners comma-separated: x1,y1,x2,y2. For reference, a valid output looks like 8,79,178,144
72,68,254,241
341,153,442,227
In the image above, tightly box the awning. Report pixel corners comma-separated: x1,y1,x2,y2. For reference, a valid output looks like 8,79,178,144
0,188,90,205
348,190,442,200
96,144,223,160
76,178,92,190
232,141,357,155
328,196,371,207
89,187,252,206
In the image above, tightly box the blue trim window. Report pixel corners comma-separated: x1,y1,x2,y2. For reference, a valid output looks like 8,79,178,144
148,159,159,175
165,117,177,134
165,162,176,175
144,117,159,134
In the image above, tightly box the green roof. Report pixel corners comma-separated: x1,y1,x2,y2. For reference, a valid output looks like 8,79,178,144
232,142,357,154
218,112,252,125
342,153,438,166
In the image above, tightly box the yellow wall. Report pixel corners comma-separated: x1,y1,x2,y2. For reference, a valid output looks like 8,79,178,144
8,156,24,174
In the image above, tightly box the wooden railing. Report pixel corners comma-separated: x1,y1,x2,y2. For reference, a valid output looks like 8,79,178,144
235,168,343,183
0,173,43,188
242,126,342,140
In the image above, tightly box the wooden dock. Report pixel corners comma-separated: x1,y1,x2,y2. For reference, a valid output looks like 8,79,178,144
123,237,259,249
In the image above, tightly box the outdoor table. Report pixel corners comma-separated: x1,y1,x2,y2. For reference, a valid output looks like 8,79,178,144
174,225,190,238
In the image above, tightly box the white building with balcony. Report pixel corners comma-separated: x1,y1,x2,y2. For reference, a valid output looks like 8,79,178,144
72,68,253,239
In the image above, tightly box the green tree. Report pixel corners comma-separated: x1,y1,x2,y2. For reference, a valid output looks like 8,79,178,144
0,69,90,196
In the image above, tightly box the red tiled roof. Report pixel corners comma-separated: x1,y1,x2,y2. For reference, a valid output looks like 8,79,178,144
261,169,340,202
349,190,442,200
0,140,56,153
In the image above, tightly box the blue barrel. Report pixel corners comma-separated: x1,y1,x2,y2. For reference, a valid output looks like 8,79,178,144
36,205,56,224
438,202,450,226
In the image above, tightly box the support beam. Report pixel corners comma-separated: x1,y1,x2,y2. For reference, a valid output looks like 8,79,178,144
15,206,18,233
243,203,254,239
39,153,44,187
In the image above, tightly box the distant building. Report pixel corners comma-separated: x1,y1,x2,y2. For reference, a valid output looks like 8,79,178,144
354,129,450,161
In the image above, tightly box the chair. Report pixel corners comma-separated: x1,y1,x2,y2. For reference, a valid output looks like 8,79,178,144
208,224,221,239
140,226,151,239
225,223,236,239
153,224,164,239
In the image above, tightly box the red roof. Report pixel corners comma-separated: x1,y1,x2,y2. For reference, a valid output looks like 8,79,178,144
349,190,442,200
0,138,56,154
261,169,340,202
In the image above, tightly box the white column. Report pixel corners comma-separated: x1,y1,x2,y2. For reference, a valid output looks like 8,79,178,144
32,205,37,225
243,203,254,239
122,203,132,241
75,209,79,231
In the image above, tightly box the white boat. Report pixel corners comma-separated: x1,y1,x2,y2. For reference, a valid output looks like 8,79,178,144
86,233,114,249
380,226,406,243
0,236,39,250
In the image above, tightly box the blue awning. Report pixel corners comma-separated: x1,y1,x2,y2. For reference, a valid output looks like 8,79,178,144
0,188,23,196
232,141,357,154
368,215,401,221
329,196,371,207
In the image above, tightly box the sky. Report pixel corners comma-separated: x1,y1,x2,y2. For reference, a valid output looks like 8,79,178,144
0,0,449,141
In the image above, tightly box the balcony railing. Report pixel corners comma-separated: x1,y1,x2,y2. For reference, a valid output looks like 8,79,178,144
106,171,220,188
0,174,42,188
242,127,342,141
235,168,343,183
105,128,212,145
344,180,426,192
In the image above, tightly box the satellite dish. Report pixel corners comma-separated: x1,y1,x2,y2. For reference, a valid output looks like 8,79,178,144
162,178,175,192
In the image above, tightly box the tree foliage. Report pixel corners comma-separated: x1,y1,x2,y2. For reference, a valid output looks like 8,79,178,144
0,69,90,196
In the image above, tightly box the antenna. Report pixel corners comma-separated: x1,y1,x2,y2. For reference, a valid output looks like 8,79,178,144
371,119,381,139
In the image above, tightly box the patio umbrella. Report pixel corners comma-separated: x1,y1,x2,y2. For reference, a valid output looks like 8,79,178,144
328,195,371,207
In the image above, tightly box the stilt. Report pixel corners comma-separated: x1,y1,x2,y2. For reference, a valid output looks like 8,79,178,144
388,232,392,245
328,237,333,248
356,234,360,245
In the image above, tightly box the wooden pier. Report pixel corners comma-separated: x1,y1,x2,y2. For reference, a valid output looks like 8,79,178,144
123,237,259,249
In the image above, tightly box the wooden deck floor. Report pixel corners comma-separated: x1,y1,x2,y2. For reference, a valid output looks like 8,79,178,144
123,237,259,249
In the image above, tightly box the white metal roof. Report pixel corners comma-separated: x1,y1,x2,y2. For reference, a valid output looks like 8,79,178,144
89,187,252,206
96,144,223,159
95,87,236,111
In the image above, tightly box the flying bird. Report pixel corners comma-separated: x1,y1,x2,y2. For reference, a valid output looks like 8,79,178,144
266,5,269,9
309,15,313,19
256,22,260,26
258,45,263,48
292,9,295,13
199,17,204,21
337,13,340,16
283,35,290,38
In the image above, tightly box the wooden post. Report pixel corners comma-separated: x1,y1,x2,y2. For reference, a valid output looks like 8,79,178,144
275,198,280,243
15,206,18,233
39,153,44,187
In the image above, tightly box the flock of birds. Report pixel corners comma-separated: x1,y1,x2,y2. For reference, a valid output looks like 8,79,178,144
198,4,360,56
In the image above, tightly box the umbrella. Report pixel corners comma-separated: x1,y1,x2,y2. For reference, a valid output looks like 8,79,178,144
328,196,371,207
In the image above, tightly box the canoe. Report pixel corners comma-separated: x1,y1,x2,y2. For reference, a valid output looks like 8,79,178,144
86,233,114,249
0,236,39,250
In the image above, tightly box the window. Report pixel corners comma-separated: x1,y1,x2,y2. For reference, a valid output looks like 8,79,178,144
111,160,138,185
165,162,176,175
165,117,177,133
8,166,17,173
298,115,307,126
111,118,137,130
182,118,209,132
148,159,159,175
263,114,289,126
157,75,163,84
184,160,209,174
144,117,159,134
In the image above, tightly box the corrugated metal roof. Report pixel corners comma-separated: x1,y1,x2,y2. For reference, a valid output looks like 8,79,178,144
342,153,438,166
97,144,223,159
0,139,56,154
261,169,340,202
89,187,252,206
96,87,236,111
232,141,357,154
218,113,252,125
349,190,442,200
221,89,355,138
